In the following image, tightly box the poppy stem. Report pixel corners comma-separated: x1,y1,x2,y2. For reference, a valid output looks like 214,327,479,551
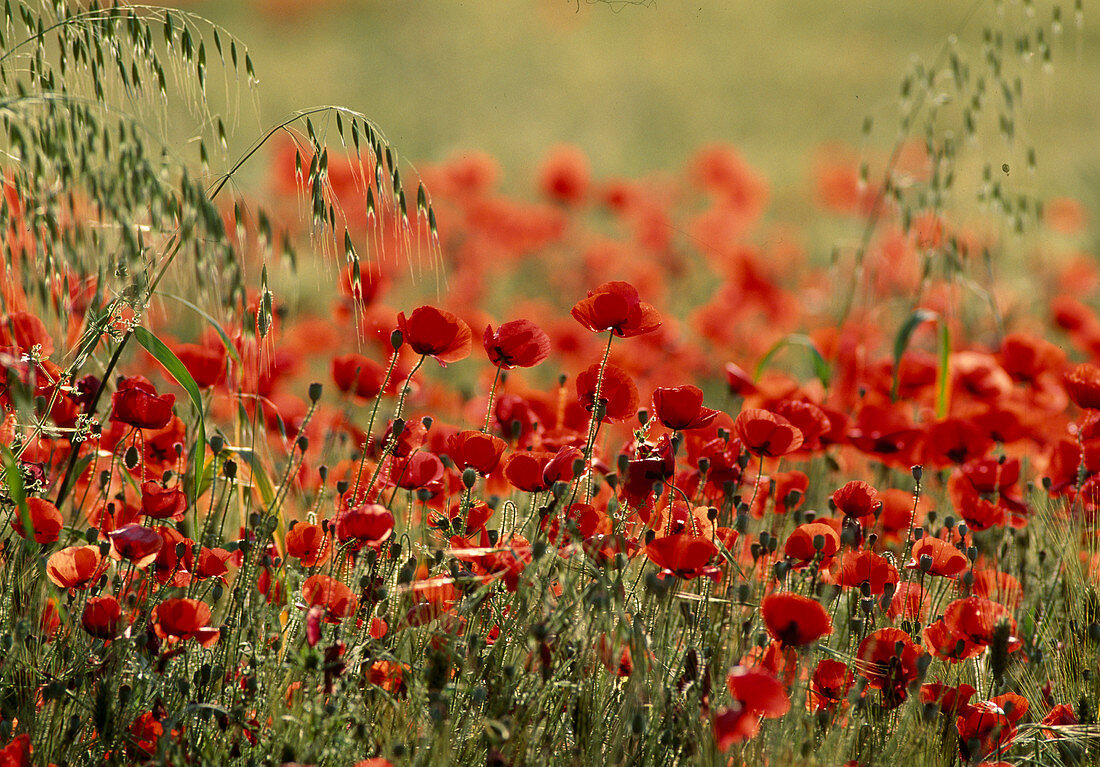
361,354,425,499
350,348,401,503
579,332,615,504
481,364,503,434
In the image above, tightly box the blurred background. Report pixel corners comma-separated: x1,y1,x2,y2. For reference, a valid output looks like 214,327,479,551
188,0,1098,214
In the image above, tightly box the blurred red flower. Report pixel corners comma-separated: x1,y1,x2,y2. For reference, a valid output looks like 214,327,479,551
173,342,226,388
576,363,638,423
714,667,790,748
81,595,125,639
10,497,63,544
856,627,924,707
152,598,219,647
302,574,358,622
761,592,833,646
332,353,388,398
809,659,853,712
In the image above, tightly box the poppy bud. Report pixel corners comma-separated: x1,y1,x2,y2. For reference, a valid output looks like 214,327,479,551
308,382,323,402
390,329,403,349
461,468,477,489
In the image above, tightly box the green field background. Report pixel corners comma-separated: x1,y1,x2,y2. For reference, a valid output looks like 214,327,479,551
193,0,1098,213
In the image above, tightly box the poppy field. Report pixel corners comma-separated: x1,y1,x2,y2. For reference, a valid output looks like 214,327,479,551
3,1,1100,765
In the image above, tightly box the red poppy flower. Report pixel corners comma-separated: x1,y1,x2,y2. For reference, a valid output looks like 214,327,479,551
108,523,163,569
809,659,853,712
831,480,882,518
1040,703,1079,737
0,734,31,767
906,536,968,577
302,574,359,622
576,363,638,423
954,485,1008,532
447,430,508,475
773,400,831,451
504,450,555,492
542,445,584,485
81,595,125,639
714,667,790,748
10,497,63,544
1066,363,1100,410
192,547,231,581
331,353,388,398
151,598,219,647
837,550,899,595
173,342,226,389
334,503,394,549
764,470,809,515
960,457,1020,494
110,376,175,430
0,310,54,355
924,418,993,466
538,144,590,205
846,404,923,461
651,385,720,430
46,545,106,590
971,569,1023,608
761,592,833,646
943,596,1018,647
887,581,932,621
646,534,720,580
734,409,803,458
856,627,924,706
483,319,552,369
140,481,188,522
956,701,1019,763
570,281,662,338
397,306,472,365
784,522,840,569
286,522,330,567
381,417,428,458
923,617,984,662
621,436,676,506
438,499,494,537
390,452,445,490
920,682,977,715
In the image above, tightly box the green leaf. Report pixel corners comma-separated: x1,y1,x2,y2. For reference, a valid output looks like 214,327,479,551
133,326,206,502
891,309,939,402
754,334,831,390
159,292,242,364
231,447,276,509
